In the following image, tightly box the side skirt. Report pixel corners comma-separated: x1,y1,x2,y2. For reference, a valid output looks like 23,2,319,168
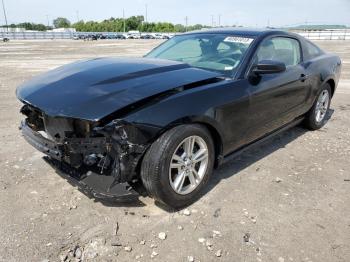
219,117,304,166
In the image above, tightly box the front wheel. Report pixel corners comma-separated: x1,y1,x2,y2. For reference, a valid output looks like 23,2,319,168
304,84,332,130
141,124,215,209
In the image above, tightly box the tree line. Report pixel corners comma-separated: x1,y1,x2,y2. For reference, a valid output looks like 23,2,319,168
2,16,208,33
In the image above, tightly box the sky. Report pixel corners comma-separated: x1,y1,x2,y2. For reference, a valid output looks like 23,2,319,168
1,0,350,27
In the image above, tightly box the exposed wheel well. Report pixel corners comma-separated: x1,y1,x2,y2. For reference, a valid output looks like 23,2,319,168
327,79,335,97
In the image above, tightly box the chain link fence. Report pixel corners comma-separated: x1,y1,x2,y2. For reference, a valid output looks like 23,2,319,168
292,30,350,40
1,30,350,40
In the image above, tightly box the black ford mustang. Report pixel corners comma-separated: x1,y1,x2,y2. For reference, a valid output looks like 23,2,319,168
17,28,341,208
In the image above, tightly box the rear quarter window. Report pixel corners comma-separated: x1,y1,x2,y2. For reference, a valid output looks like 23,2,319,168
305,40,324,59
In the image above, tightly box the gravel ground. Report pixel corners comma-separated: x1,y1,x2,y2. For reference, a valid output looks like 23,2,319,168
0,39,349,262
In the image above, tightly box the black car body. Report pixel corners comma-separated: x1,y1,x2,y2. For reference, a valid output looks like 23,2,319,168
17,28,341,207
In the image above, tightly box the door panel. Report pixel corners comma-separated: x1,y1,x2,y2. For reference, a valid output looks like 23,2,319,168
242,37,310,144
244,66,309,143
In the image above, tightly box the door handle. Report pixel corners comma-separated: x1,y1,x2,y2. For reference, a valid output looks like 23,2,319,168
299,74,309,82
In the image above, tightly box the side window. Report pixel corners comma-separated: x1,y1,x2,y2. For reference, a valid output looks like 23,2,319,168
305,41,322,59
255,37,301,67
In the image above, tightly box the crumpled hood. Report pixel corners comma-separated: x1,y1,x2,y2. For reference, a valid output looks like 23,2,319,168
16,57,220,121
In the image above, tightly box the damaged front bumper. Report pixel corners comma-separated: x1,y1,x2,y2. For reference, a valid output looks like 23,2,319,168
44,156,140,202
21,120,63,160
19,119,148,201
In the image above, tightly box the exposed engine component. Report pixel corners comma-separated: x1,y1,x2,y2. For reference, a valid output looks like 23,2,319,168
83,154,98,166
20,104,149,184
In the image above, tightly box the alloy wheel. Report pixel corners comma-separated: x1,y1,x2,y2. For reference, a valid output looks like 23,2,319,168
169,136,209,195
315,89,330,123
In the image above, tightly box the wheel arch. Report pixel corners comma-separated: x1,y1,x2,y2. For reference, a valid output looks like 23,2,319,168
132,116,225,178
194,121,223,168
151,116,225,169
325,78,335,97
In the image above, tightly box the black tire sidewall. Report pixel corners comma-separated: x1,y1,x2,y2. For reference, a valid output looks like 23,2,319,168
307,84,332,130
146,125,215,208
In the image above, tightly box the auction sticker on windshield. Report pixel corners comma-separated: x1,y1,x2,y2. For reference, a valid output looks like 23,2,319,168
224,36,254,44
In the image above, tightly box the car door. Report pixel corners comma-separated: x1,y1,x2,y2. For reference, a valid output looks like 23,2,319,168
243,36,310,143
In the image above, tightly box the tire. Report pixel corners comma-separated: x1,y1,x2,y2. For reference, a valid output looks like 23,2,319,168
141,124,215,209
304,83,332,130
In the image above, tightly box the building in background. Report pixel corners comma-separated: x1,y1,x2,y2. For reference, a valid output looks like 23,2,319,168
48,28,76,33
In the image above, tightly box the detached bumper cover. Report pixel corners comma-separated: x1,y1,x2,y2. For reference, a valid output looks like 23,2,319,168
44,157,140,202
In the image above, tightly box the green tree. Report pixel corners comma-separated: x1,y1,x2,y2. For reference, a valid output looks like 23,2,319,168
125,16,144,31
174,24,186,32
14,22,49,31
53,17,71,28
70,15,209,33
188,24,205,31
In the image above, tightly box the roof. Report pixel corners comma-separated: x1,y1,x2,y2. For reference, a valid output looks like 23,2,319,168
184,27,288,37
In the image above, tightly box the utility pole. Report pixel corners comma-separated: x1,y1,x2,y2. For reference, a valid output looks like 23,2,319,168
185,16,188,32
211,15,214,27
123,9,126,33
1,0,8,32
145,4,148,23
76,10,80,23
218,14,221,27
46,15,50,28
305,19,308,31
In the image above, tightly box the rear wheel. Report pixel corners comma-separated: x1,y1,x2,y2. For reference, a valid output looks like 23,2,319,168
304,84,332,130
141,124,214,208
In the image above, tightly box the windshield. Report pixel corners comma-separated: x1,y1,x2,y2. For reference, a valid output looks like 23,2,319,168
145,33,254,76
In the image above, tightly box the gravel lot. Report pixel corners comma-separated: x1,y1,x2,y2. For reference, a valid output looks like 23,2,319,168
0,39,349,262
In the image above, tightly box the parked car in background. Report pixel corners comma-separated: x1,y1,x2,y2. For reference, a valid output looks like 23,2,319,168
127,34,140,39
127,30,141,39
115,34,126,40
85,34,98,41
98,34,107,40
72,35,80,40
153,33,164,39
1,37,9,42
16,28,341,208
141,34,155,39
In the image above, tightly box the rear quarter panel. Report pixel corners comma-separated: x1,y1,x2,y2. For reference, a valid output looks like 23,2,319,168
303,53,341,107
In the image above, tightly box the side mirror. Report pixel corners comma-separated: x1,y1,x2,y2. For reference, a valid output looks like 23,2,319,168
251,60,286,75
